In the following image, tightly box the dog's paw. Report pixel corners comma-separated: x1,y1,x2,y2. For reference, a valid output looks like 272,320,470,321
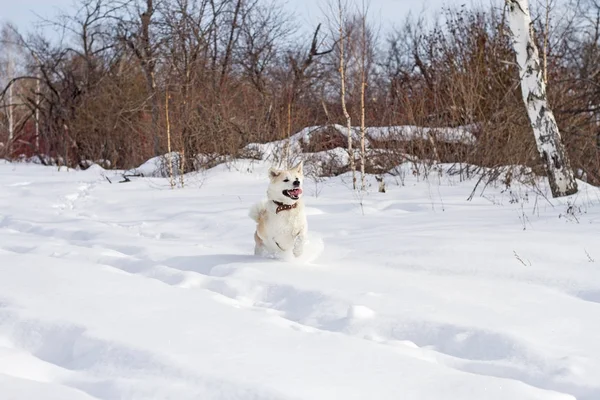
292,234,324,264
293,242,305,257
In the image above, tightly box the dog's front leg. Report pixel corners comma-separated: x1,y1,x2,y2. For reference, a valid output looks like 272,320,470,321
293,228,306,258
254,231,267,256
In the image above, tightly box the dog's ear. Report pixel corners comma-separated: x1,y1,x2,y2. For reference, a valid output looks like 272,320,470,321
292,160,303,174
268,167,281,179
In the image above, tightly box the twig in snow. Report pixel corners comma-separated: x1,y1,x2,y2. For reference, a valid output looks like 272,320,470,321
585,249,595,263
513,250,531,266
119,173,143,183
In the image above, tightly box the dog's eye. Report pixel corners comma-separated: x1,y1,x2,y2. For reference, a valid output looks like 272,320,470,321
283,178,290,182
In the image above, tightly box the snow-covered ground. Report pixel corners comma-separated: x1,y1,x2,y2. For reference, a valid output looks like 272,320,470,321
1,158,600,400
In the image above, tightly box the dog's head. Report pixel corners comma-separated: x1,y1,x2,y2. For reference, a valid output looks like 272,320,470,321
267,161,304,204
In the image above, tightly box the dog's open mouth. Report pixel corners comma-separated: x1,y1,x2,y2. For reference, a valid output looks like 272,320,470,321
283,188,302,200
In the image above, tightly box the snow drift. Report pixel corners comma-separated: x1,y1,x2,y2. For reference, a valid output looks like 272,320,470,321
1,157,599,400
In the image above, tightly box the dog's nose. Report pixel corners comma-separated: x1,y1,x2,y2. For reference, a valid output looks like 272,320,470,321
293,180,300,187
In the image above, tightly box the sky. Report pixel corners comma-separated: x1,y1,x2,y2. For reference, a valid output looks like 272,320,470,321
1,0,468,37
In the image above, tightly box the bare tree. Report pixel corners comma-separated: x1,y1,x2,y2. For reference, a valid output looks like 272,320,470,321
219,0,244,88
337,0,356,189
5,34,14,144
237,0,295,93
165,90,175,187
507,0,578,197
358,0,370,191
121,0,162,156
284,23,332,164
0,24,21,148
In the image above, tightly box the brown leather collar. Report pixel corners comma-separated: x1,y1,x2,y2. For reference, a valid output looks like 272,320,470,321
273,200,297,214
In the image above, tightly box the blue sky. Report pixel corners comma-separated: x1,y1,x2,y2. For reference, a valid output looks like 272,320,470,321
2,0,467,36
2,0,76,32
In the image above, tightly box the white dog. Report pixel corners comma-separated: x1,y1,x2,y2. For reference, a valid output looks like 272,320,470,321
249,161,307,258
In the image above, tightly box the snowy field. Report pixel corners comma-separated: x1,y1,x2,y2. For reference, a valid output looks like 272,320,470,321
1,158,600,400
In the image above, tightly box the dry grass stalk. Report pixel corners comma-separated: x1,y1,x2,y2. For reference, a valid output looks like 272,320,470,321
179,148,185,188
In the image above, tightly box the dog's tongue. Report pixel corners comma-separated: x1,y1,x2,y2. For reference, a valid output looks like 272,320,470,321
289,188,302,196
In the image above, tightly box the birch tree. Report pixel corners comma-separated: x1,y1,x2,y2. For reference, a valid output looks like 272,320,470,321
6,54,14,144
1,25,16,144
358,0,367,191
506,0,578,197
337,0,356,190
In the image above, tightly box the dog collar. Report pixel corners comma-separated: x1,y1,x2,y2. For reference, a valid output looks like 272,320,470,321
273,200,297,214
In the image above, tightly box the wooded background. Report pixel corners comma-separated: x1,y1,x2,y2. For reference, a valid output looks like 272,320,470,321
1,0,600,185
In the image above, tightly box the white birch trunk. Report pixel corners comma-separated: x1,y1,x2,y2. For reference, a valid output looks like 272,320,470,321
35,75,40,151
165,92,175,188
338,1,356,190
8,82,13,142
506,0,577,197
359,6,367,191
7,53,14,142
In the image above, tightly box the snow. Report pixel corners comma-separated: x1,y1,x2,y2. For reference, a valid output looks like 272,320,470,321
244,124,475,163
1,159,600,400
364,125,476,145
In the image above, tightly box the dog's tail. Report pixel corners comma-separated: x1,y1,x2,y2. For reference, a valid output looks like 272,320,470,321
249,200,267,222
